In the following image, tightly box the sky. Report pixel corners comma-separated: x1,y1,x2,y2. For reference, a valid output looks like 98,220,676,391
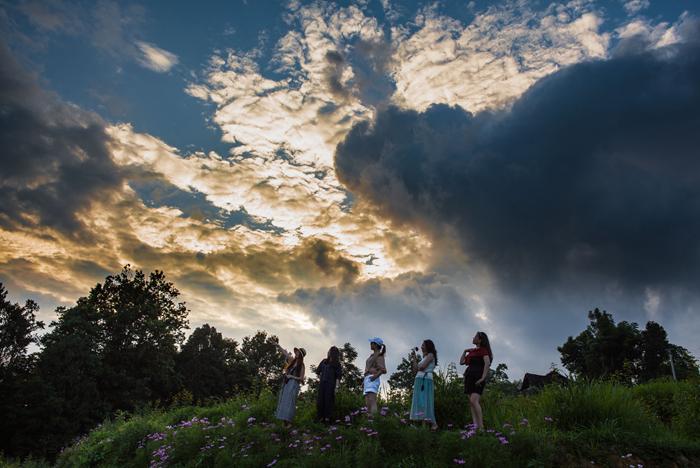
1,0,699,382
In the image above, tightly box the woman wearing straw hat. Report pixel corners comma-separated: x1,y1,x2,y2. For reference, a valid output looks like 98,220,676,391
275,342,306,426
363,337,387,416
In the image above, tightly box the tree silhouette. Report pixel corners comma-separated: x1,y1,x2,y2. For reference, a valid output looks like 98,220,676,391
388,348,419,392
176,323,248,402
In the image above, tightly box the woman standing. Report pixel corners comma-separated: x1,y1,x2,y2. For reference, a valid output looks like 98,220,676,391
316,346,342,423
275,343,306,426
363,337,387,416
410,339,438,430
460,331,492,431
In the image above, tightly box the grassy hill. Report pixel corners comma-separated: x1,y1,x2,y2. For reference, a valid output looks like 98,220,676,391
6,378,700,467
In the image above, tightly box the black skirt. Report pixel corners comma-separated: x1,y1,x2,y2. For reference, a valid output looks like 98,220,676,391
464,369,486,395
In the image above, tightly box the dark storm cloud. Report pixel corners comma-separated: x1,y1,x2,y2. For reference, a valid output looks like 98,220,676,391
335,38,700,292
0,41,122,238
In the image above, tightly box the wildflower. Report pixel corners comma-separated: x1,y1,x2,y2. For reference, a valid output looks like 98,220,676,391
336,436,343,440
544,416,554,422
247,416,256,424
267,459,278,467
454,459,466,465
520,418,529,426
345,415,351,423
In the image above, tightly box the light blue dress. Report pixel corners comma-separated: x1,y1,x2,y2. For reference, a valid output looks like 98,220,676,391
409,355,436,423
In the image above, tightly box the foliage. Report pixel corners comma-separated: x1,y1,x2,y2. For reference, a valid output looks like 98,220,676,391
0,284,45,459
0,284,44,372
240,331,286,390
42,380,700,468
558,308,699,382
176,324,249,403
388,347,420,391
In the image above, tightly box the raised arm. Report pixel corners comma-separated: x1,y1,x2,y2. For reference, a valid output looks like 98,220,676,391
275,343,293,363
416,353,434,371
460,349,469,366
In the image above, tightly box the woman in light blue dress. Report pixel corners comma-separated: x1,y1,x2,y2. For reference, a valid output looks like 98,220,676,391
410,339,438,430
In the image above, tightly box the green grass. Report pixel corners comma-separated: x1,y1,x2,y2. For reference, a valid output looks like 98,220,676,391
5,379,700,467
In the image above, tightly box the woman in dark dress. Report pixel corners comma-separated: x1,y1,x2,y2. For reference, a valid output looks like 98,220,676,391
316,346,342,423
460,331,492,431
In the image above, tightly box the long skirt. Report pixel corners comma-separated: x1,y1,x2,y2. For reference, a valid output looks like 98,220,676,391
409,375,435,423
275,379,300,422
317,380,336,420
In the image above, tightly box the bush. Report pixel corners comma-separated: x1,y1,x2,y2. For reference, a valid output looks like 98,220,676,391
535,381,660,435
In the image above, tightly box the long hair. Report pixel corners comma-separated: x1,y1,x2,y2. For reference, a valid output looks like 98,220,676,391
477,332,493,361
328,346,341,368
423,339,438,365
371,341,387,356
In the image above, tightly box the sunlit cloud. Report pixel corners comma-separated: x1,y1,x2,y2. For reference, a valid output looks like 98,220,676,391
136,40,178,72
390,1,609,113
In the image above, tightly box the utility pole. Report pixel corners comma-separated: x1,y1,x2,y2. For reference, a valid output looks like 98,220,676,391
668,349,677,381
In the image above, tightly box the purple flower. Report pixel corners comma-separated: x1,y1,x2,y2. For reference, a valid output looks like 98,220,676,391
336,435,343,440
247,416,256,424
544,416,554,422
454,459,466,465
266,459,278,467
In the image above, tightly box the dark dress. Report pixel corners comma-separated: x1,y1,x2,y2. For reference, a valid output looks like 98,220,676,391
464,348,488,395
316,359,342,420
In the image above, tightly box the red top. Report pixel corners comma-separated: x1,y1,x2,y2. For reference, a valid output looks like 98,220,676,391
464,347,490,365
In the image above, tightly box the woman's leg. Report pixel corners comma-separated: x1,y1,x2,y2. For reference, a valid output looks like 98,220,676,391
469,393,483,430
366,392,378,416
469,403,477,428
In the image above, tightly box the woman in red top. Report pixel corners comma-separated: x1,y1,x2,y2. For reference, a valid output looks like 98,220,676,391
460,331,492,431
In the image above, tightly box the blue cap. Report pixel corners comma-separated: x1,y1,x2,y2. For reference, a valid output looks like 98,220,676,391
368,337,384,345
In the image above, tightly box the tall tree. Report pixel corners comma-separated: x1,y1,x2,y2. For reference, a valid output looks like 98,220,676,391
639,321,670,382
559,308,641,381
91,266,189,408
388,348,420,392
29,266,189,459
240,331,286,389
338,342,362,393
176,323,248,402
0,284,46,458
559,308,697,382
0,283,44,374
668,344,700,380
